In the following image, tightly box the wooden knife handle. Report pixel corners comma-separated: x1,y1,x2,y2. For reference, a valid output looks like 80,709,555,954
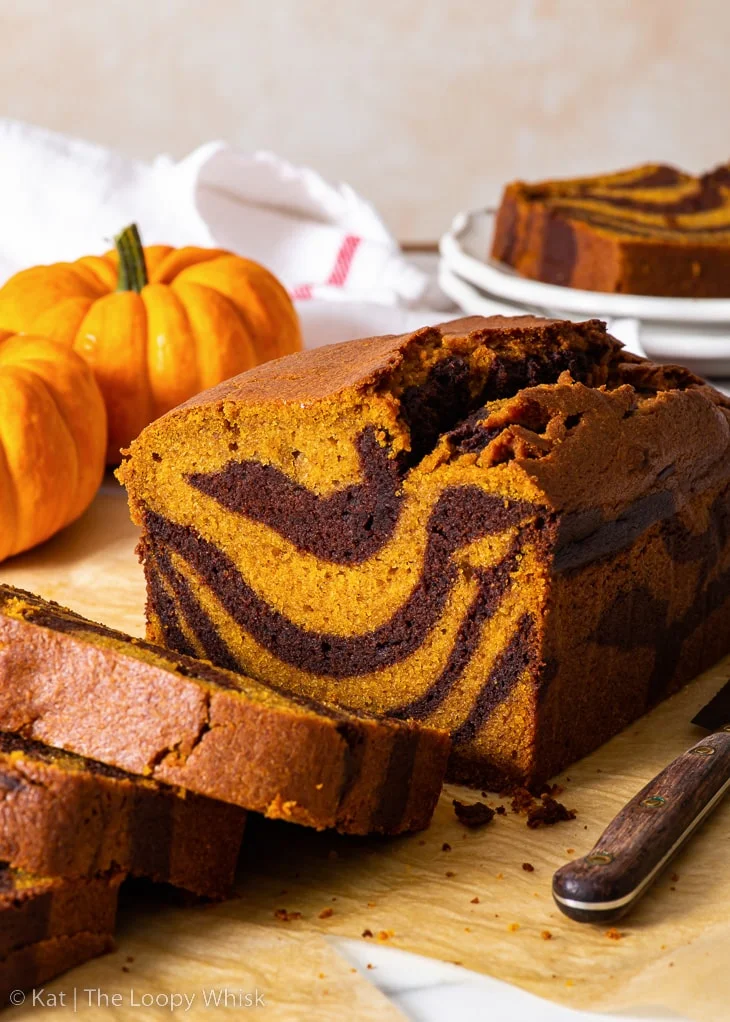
553,727,730,923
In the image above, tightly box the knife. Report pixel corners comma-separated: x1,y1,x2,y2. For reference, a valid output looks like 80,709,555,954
552,678,730,923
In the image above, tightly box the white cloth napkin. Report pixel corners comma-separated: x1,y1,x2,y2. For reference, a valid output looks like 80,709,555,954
0,119,451,348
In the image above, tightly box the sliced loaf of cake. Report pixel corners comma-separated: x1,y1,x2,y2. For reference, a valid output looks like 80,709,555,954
119,315,730,789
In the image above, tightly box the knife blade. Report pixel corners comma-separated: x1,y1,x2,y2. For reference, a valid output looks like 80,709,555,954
552,676,730,923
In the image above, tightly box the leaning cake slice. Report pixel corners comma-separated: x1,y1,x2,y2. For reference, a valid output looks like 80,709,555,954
119,315,730,790
492,162,730,296
0,732,246,899
0,586,448,835
0,867,122,1002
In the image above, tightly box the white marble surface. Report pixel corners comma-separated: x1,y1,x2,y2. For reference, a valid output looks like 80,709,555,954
335,939,687,1021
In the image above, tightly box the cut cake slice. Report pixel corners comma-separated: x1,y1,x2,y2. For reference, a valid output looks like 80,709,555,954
0,731,246,899
0,586,449,835
0,866,122,1003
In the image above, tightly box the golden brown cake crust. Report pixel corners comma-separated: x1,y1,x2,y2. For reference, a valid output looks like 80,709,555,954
119,315,730,790
176,316,602,408
0,732,246,899
134,314,730,519
0,586,449,836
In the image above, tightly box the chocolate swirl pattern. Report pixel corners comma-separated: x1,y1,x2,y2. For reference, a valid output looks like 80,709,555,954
189,428,404,564
493,162,730,296
120,315,730,790
143,487,535,679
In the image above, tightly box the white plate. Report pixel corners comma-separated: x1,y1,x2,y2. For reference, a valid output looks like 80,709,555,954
439,209,730,325
438,262,730,383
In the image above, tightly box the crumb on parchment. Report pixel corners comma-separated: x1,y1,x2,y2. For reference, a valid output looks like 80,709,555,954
505,786,576,827
453,799,496,828
274,908,302,922
527,796,576,828
509,787,535,813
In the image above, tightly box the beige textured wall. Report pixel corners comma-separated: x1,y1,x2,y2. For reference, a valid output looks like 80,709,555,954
4,0,729,240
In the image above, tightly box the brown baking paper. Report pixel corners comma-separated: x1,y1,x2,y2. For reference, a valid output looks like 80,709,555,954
2,478,730,1022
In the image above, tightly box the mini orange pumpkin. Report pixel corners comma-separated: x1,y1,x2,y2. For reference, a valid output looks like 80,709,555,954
0,226,302,463
0,333,107,562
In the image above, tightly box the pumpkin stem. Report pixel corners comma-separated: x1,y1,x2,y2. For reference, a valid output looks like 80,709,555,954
115,224,148,293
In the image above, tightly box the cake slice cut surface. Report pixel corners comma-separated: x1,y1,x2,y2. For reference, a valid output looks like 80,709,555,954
0,866,121,1003
492,162,730,296
119,315,730,791
0,731,246,899
0,586,449,835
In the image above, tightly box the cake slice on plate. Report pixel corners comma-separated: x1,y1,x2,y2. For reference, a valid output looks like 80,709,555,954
492,162,730,296
119,315,730,790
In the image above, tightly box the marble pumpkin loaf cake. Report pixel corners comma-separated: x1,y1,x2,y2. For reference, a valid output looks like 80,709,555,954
119,315,730,790
492,162,730,296
0,586,448,835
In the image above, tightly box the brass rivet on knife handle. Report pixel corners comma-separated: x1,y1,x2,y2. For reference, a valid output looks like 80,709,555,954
689,745,716,757
584,851,614,866
640,795,666,809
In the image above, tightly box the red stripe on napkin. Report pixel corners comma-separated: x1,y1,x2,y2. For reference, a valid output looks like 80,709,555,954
290,234,361,301
327,234,361,286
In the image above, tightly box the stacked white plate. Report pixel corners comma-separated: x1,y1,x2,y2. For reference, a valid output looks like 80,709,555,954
439,209,730,394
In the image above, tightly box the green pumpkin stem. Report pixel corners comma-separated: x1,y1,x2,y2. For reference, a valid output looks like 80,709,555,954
115,224,148,293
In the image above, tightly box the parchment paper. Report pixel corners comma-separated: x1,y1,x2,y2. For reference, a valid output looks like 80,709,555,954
4,897,404,1020
2,478,729,1022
